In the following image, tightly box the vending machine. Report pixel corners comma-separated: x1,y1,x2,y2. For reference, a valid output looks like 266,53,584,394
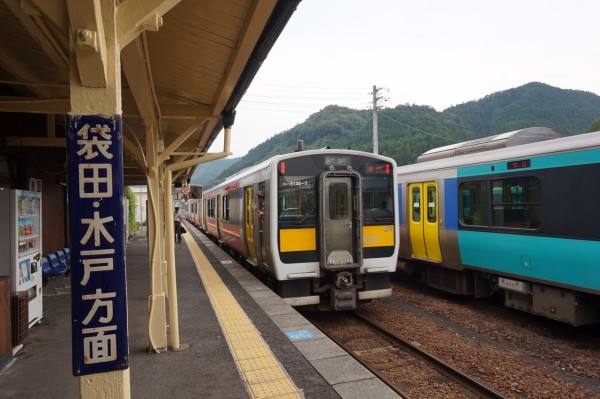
0,189,43,327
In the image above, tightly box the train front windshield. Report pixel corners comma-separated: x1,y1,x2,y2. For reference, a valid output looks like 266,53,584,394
277,154,395,226
278,175,318,224
362,176,394,223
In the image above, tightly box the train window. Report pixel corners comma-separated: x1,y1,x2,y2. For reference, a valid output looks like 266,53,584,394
328,183,349,220
363,176,394,224
223,195,230,221
491,178,541,228
460,181,488,226
207,198,215,218
411,186,421,223
278,175,317,224
427,186,436,223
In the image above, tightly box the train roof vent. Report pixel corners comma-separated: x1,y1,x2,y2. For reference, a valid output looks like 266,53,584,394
416,127,564,163
295,140,305,152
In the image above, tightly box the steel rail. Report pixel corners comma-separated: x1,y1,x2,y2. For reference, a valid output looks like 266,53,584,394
352,312,507,399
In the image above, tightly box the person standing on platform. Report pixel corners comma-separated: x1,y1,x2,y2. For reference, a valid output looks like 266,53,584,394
174,206,182,243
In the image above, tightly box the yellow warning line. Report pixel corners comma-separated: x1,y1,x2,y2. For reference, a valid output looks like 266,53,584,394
183,233,301,399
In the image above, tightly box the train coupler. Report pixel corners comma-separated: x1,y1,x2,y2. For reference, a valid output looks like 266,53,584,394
330,272,356,310
330,287,356,310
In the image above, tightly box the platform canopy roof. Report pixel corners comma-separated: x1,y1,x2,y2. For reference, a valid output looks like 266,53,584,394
0,0,298,185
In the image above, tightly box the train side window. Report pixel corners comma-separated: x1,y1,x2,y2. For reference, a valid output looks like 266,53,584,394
412,187,421,223
491,178,541,228
223,194,231,221
427,186,436,223
459,181,488,226
208,198,215,218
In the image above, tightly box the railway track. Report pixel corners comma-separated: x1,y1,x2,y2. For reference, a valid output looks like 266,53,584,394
305,311,507,399
390,277,600,346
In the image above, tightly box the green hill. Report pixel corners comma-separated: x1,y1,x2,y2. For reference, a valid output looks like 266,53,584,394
191,157,240,185
348,104,477,166
213,105,369,184
202,82,600,187
445,82,600,134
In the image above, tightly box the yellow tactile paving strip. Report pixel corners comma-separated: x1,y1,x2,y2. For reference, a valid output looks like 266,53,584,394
183,232,302,399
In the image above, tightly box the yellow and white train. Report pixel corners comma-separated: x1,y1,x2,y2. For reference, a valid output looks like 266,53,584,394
188,147,399,310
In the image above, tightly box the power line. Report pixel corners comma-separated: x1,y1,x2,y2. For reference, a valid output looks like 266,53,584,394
244,93,366,100
238,105,318,114
248,83,366,91
237,84,374,115
378,112,459,143
240,100,366,110
241,84,459,145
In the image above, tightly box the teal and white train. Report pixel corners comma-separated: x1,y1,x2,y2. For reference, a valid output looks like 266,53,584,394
397,127,600,326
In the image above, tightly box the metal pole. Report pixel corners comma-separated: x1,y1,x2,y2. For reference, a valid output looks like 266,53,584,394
372,85,378,154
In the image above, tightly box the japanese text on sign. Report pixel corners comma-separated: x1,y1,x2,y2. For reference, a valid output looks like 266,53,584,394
68,116,128,376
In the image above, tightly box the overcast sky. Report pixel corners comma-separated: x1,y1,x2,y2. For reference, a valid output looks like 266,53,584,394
213,0,600,157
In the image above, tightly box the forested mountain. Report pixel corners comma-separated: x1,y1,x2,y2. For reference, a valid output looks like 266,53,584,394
347,104,476,166
445,82,600,134
200,82,600,188
190,157,240,185
212,105,369,183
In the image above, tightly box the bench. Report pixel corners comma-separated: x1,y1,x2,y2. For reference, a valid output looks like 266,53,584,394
42,255,69,295
56,250,70,274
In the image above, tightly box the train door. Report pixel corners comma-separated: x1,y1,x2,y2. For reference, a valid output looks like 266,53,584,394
216,194,222,240
320,173,361,269
257,184,267,264
408,182,442,262
202,198,207,230
243,186,257,263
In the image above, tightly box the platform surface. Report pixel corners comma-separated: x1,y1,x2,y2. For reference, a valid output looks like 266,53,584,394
0,224,399,399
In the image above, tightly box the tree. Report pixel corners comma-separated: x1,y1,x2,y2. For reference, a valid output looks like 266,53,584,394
585,117,600,133
125,186,138,234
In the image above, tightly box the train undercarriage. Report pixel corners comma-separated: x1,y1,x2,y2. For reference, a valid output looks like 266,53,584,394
274,270,392,311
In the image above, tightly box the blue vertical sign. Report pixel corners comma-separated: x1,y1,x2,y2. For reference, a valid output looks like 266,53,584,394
67,115,129,376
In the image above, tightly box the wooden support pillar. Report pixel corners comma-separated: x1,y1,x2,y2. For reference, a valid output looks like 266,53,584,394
163,169,179,350
146,129,168,352
66,0,130,396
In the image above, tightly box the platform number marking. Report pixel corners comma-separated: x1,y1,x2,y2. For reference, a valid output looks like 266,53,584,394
285,329,315,341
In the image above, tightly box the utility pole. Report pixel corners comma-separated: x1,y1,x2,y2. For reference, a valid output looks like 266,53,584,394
370,85,388,154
